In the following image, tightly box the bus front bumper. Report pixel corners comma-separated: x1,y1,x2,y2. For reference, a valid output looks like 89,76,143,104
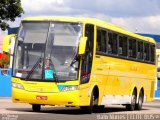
12,87,80,106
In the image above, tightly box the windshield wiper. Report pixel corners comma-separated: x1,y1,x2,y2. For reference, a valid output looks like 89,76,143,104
25,57,42,79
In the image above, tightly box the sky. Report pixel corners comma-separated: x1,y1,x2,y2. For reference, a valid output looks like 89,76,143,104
1,0,160,35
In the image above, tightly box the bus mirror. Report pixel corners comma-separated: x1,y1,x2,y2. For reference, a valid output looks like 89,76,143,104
3,34,16,53
79,37,88,55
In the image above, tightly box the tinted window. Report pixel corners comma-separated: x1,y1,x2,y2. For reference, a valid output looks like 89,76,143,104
96,27,155,64
96,29,107,52
108,32,118,55
118,36,128,57
144,43,150,61
129,39,137,58
150,44,155,63
137,41,143,60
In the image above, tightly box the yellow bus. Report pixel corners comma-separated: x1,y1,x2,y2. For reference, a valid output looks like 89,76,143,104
12,16,156,113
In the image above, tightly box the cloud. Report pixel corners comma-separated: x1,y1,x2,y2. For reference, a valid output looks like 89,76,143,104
1,0,160,35
20,0,160,17
111,15,160,34
65,0,160,17
21,0,73,16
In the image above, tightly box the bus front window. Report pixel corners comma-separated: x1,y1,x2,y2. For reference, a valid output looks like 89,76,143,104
13,22,82,81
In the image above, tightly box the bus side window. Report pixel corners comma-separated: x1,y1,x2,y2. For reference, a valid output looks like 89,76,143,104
144,43,150,61
96,29,107,53
101,30,107,53
137,41,143,60
108,33,113,54
108,32,118,55
96,29,102,52
150,44,155,63
113,33,118,55
118,36,128,57
129,39,137,58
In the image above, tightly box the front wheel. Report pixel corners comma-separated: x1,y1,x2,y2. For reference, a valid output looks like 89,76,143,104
80,91,98,114
32,104,41,112
81,93,94,114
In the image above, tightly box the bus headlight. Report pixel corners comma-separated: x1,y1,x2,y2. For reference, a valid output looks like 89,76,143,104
12,82,24,89
60,85,78,92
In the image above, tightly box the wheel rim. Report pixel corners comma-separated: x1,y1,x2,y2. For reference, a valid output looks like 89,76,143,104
131,93,136,109
139,98,142,107
139,93,143,108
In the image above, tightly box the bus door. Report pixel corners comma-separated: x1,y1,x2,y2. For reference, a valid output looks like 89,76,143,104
79,24,94,105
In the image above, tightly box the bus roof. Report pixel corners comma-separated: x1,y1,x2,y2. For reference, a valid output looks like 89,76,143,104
24,16,156,44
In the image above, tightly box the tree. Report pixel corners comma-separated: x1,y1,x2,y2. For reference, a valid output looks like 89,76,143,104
0,0,24,31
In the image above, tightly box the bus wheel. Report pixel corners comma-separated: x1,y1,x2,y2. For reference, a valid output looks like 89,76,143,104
94,105,105,112
81,92,94,114
81,91,98,114
126,90,137,111
135,90,144,110
32,104,41,112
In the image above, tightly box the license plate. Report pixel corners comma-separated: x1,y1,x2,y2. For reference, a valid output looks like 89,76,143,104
36,96,48,100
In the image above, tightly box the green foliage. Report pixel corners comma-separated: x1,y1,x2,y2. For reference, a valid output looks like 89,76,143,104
0,0,24,30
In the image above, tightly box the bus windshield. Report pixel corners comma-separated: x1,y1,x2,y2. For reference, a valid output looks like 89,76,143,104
13,21,82,81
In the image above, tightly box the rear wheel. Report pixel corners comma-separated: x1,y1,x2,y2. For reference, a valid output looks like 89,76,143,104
126,90,137,111
32,104,41,112
135,90,144,110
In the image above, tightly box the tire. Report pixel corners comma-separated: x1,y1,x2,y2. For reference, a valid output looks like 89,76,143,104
85,92,94,114
80,106,92,114
94,105,105,113
81,91,98,114
32,104,41,112
135,91,144,110
126,90,137,111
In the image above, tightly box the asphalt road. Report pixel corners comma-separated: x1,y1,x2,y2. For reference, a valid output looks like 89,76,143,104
0,98,160,120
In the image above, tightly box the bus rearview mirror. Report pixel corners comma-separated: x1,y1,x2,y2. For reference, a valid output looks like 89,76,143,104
3,34,16,53
78,37,88,55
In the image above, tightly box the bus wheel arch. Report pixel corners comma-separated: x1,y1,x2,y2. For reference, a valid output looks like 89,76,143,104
92,85,99,106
